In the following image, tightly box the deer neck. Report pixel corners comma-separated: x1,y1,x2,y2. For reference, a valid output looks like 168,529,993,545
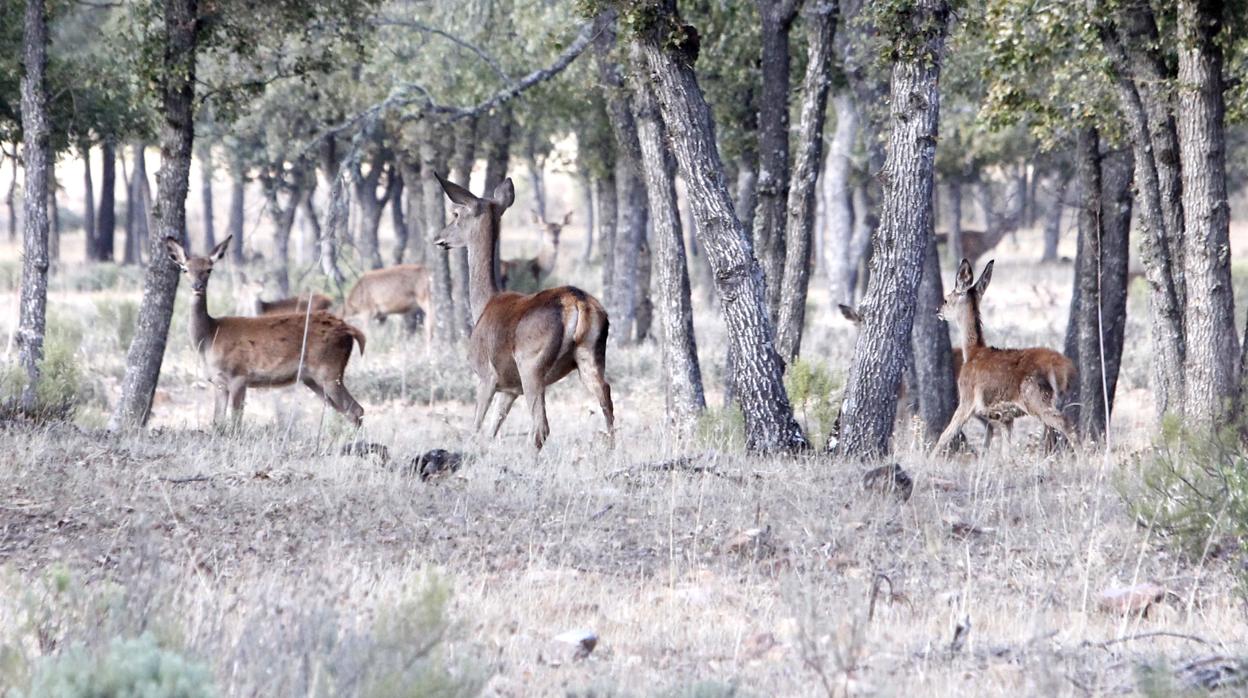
536,231,558,274
189,289,218,355
467,214,503,322
957,295,987,360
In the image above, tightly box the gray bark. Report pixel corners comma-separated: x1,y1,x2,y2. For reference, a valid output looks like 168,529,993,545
776,1,837,362
398,159,426,266
848,183,874,301
390,172,408,264
633,0,807,453
351,148,392,270
96,139,116,261
418,121,460,344
450,117,477,333
596,167,617,293
16,0,49,412
199,144,215,250
482,106,512,193
912,221,957,444
265,168,302,296
227,160,245,265
837,0,949,459
111,0,198,429
47,172,59,266
824,90,856,304
82,146,96,260
124,144,150,266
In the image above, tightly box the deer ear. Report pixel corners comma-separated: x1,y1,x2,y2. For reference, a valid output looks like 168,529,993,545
562,211,574,226
974,260,994,295
435,171,477,207
837,304,862,324
492,178,515,210
210,235,232,261
955,258,974,291
164,237,189,270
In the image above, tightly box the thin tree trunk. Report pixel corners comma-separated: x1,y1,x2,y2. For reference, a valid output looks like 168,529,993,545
266,171,301,297
398,159,426,266
526,131,547,222
111,0,199,429
124,144,149,265
837,0,949,459
596,166,617,293
16,0,49,411
97,139,117,261
47,171,59,266
450,117,478,334
82,146,96,261
848,183,874,301
482,106,512,193
418,121,459,344
1100,149,1133,413
947,179,963,263
824,90,856,304
200,144,215,250
298,177,320,266
911,229,957,444
1065,127,1107,440
1041,174,1067,262
776,0,837,362
633,0,807,453
390,171,408,264
579,169,595,262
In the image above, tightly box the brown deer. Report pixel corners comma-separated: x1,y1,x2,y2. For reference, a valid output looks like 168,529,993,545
432,173,613,451
164,236,366,426
931,259,1077,456
255,292,334,316
343,264,433,347
500,210,569,289
934,229,1008,265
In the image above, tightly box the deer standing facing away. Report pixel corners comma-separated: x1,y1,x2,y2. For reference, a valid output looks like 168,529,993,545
931,259,1076,456
255,292,334,316
165,236,366,426
433,173,613,451
344,264,434,348
500,210,569,289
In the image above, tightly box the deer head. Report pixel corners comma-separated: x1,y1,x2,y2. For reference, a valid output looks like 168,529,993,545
432,172,515,250
166,236,232,295
938,258,994,322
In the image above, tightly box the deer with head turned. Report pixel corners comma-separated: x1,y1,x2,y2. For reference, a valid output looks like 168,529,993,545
931,258,1076,456
432,173,613,451
500,210,570,289
255,292,334,316
164,236,366,426
343,264,434,348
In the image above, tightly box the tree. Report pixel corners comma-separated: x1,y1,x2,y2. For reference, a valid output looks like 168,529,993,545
16,0,49,412
96,139,116,260
622,0,807,452
836,0,950,459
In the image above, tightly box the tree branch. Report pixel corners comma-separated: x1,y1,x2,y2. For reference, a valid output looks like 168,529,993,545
374,17,513,85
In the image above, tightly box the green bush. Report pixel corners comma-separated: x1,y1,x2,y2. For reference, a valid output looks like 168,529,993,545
784,359,841,447
0,334,88,423
96,299,139,350
1126,417,1248,565
696,406,745,450
12,635,216,698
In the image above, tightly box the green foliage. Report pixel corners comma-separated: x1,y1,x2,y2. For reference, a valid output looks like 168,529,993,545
1125,416,1248,567
11,635,216,698
0,328,89,423
784,359,841,447
696,405,745,451
96,299,140,351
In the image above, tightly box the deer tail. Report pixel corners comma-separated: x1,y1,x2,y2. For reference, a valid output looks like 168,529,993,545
345,322,367,356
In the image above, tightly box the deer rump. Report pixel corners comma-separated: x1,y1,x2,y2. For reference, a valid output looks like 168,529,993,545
473,286,606,392
203,313,365,387
345,265,429,318
958,346,1075,414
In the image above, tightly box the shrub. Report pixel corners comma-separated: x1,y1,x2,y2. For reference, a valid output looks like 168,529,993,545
784,359,841,447
696,406,745,450
0,334,88,423
12,634,216,698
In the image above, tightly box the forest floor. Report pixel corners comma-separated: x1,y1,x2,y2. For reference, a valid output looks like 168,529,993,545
1,178,1248,696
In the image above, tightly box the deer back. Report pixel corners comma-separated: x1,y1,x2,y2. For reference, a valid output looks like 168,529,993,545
204,312,365,385
345,265,430,317
256,293,334,316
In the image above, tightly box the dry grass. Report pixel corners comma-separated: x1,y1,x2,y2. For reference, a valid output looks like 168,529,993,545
1,169,1247,696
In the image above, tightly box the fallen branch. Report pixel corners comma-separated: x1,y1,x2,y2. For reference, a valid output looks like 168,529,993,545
606,455,746,483
1082,631,1215,650
159,474,212,485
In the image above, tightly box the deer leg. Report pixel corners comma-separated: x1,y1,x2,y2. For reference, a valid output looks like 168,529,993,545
473,381,497,432
325,379,364,427
519,370,550,451
213,381,229,424
932,401,976,458
575,350,615,442
1022,382,1076,450
227,380,248,425
980,418,995,457
489,393,518,438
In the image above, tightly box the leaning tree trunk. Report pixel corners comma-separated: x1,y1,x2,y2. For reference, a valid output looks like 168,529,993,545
1176,0,1238,426
837,0,949,460
81,146,96,260
753,0,801,320
96,139,117,261
418,121,460,345
110,0,199,429
227,159,245,265
16,0,49,412
449,117,478,334
1041,174,1067,262
776,1,837,362
199,143,215,250
632,0,807,453
824,90,856,304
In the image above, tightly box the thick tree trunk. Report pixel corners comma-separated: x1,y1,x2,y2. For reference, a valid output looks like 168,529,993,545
823,90,856,304
418,122,460,344
16,0,49,412
200,144,215,250
227,161,244,265
911,231,957,444
837,0,949,459
111,0,199,429
1041,174,1067,262
753,0,801,319
1100,150,1132,413
450,118,478,334
1176,0,1238,425
96,139,117,261
352,152,388,270
633,1,807,453
82,146,96,260
579,169,595,262
776,1,837,362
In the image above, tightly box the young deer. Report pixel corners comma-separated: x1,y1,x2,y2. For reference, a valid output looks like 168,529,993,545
165,236,366,426
931,259,1076,456
500,210,569,289
255,292,334,316
343,264,434,348
432,173,613,451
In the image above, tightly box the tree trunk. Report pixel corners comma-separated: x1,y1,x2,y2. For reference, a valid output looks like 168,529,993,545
110,0,199,429
82,146,96,261
596,166,617,293
266,172,301,296
96,139,117,261
1100,149,1133,414
390,172,408,264
5,155,16,242
200,143,215,250
735,153,758,251
227,159,245,265
418,121,460,344
47,172,59,266
1041,174,1067,262
16,0,49,412
482,106,512,193
947,179,963,263
298,177,320,266
124,144,150,265
633,0,807,453
1176,0,1238,426
450,117,478,334
753,0,801,319
352,153,387,270
579,169,595,262
910,229,957,444
398,159,426,266
823,90,856,304
837,0,949,459
1065,127,1107,440
525,131,547,222
848,183,874,300
776,1,837,362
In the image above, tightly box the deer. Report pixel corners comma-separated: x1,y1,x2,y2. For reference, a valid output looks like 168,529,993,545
931,258,1077,457
343,264,434,348
255,292,334,316
500,210,570,289
432,172,613,451
164,236,366,426
934,229,1008,265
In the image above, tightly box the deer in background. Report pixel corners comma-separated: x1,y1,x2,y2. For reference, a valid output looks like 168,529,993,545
343,264,433,348
164,236,366,426
934,229,1009,265
500,210,570,289
433,173,613,451
255,292,334,316
932,259,1076,456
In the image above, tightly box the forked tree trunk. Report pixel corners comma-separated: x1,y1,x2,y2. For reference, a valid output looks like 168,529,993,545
632,0,807,453
82,146,96,260
97,139,117,261
200,144,216,250
776,0,837,362
1176,0,1238,425
450,117,478,334
16,0,50,411
836,0,949,459
111,0,199,429
824,91,856,304
418,121,460,344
